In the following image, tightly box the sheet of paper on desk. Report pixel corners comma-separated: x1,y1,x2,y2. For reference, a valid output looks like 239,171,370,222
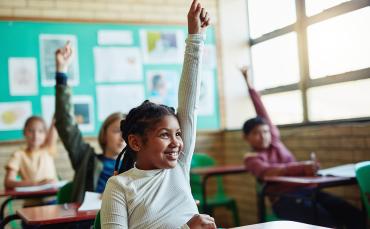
15,180,68,192
78,192,102,211
318,164,355,178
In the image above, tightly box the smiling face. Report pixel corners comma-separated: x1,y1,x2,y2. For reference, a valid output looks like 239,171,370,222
132,115,183,170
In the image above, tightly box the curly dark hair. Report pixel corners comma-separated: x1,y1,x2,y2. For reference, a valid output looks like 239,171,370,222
114,100,176,175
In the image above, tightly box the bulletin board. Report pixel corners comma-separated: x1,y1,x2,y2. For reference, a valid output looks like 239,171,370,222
0,20,220,141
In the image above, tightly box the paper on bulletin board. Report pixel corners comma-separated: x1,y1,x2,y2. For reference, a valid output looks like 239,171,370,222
94,47,143,82
146,70,180,108
39,34,79,86
8,57,38,96
41,95,94,132
98,30,133,45
0,101,32,131
140,30,184,64
198,71,215,116
96,84,145,121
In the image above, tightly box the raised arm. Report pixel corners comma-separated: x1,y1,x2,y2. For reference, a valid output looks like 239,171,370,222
54,42,94,170
240,67,280,140
177,0,210,174
41,117,58,157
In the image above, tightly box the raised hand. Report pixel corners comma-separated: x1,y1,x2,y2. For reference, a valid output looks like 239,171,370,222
55,41,73,73
240,66,253,89
187,214,217,229
187,0,211,34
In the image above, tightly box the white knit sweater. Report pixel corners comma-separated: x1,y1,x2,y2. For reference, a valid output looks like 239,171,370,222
100,34,205,229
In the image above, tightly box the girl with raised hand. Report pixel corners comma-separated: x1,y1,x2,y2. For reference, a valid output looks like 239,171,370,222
4,116,58,206
100,1,215,228
55,42,126,203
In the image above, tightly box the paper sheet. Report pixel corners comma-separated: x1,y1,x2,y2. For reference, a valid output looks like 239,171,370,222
318,164,355,178
94,47,143,82
140,30,184,64
0,101,32,131
98,30,133,45
40,34,79,86
15,180,68,192
78,192,102,211
146,70,179,108
96,84,145,121
9,57,38,96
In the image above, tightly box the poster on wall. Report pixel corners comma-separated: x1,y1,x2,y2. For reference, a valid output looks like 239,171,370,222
0,101,32,131
94,47,143,82
198,70,215,116
8,57,38,96
140,30,184,64
97,30,133,45
96,84,145,121
41,95,94,132
40,34,79,86
146,70,179,108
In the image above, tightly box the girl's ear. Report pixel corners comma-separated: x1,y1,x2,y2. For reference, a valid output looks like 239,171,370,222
127,134,142,152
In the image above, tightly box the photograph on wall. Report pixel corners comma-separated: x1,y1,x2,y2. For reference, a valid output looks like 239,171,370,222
41,95,94,132
198,70,215,116
40,34,79,86
94,47,143,82
96,84,145,121
140,30,184,64
146,70,180,108
97,30,133,45
8,57,38,96
0,101,32,131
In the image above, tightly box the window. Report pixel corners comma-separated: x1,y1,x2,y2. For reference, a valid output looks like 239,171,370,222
247,0,370,123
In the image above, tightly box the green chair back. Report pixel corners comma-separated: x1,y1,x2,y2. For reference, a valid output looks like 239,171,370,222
93,210,101,229
56,181,73,204
355,161,370,219
190,153,240,226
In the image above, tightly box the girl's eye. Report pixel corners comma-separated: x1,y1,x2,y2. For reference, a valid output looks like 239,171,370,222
160,133,169,138
176,132,182,137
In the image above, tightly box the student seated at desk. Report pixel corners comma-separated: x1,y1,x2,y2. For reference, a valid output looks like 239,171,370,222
100,1,215,228
4,116,58,206
54,43,126,203
240,67,363,229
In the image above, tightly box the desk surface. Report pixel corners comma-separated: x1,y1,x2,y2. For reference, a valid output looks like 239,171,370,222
263,176,355,186
232,220,331,229
190,165,246,176
17,203,98,225
0,188,58,198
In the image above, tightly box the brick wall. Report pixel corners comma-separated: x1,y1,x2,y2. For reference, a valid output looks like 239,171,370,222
0,0,218,23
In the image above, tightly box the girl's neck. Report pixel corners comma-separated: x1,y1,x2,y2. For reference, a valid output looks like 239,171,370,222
26,145,40,152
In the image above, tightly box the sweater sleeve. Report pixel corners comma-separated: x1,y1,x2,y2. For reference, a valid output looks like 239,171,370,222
177,34,205,177
248,88,280,141
244,155,310,178
101,177,128,229
55,73,95,170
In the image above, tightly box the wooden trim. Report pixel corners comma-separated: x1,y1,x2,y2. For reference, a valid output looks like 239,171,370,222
250,24,295,45
0,16,186,26
308,68,370,88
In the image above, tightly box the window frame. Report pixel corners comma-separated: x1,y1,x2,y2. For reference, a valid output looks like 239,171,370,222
246,0,370,124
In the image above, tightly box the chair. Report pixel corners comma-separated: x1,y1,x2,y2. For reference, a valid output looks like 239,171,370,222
93,210,101,229
256,179,280,222
56,181,73,204
190,153,240,226
355,161,370,222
